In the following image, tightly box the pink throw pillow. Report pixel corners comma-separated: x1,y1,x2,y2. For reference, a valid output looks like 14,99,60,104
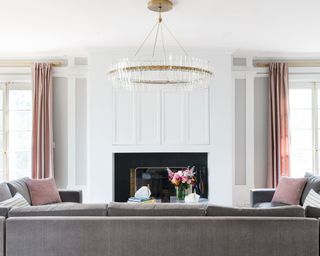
272,177,307,205
26,178,62,206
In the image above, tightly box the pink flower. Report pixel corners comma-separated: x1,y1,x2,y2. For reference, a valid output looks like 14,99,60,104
173,173,181,180
181,176,188,183
167,168,174,180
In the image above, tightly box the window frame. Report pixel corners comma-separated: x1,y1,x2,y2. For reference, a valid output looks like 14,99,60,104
0,82,32,181
289,81,319,175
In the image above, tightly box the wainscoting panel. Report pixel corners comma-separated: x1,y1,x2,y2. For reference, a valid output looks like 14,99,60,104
161,89,185,145
112,88,210,145
187,88,209,144
113,90,136,144
136,90,161,145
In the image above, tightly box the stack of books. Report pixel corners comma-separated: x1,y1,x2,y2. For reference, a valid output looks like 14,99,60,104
127,197,156,203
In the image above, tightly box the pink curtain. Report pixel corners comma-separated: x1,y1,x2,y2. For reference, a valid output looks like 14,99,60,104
267,63,290,188
31,63,54,179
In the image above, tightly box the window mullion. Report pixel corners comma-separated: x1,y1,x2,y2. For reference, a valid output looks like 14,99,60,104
313,82,319,174
3,83,8,181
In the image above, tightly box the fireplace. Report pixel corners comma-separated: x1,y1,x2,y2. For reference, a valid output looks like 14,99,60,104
114,153,208,202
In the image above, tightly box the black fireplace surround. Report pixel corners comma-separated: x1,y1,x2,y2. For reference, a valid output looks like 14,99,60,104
114,153,208,202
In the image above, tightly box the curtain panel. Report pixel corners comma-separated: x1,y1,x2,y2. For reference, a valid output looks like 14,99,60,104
267,63,290,188
31,63,54,179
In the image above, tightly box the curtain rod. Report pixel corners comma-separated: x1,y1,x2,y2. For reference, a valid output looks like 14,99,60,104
0,61,63,68
255,61,320,68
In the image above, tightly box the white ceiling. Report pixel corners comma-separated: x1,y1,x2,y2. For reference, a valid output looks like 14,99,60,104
1,0,320,55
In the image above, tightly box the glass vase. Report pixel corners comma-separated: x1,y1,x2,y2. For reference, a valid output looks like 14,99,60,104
176,185,190,201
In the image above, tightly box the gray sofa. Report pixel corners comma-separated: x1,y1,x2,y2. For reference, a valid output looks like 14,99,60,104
0,178,319,256
6,216,318,256
4,203,319,256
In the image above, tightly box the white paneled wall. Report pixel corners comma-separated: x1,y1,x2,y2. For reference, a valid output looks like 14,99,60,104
187,89,209,144
137,90,160,145
113,88,209,145
112,90,135,144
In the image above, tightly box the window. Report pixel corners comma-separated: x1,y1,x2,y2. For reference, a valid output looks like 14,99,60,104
289,82,318,177
0,83,32,181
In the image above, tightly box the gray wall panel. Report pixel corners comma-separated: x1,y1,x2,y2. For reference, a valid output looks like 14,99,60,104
254,77,269,188
75,78,87,186
53,77,68,188
235,79,246,185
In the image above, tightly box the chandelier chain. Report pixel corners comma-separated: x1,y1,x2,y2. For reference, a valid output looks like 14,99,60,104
134,21,159,58
160,23,167,60
152,22,161,58
162,22,189,56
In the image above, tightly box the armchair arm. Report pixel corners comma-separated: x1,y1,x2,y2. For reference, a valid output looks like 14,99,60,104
58,190,83,203
250,188,276,207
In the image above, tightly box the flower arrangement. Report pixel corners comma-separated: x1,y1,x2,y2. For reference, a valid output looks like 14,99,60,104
167,167,196,200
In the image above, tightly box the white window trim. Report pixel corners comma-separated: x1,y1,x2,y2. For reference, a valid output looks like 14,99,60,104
0,82,32,181
290,82,320,175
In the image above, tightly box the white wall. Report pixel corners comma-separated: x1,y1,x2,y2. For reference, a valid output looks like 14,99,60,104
87,49,234,205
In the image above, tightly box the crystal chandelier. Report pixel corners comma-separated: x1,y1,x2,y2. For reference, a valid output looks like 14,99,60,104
108,0,213,90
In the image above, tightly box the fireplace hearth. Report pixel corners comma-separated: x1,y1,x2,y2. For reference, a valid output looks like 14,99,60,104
114,153,208,202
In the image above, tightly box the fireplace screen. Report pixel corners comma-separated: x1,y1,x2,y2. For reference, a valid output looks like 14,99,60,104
130,167,208,202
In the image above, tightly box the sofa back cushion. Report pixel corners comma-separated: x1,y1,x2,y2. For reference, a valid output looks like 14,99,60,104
206,205,305,217
271,177,307,205
0,183,12,202
305,205,320,218
301,173,320,205
26,178,61,206
7,178,31,204
8,202,107,217
108,202,206,216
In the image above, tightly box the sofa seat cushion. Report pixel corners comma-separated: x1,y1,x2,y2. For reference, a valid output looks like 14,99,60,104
108,202,206,216
206,204,305,217
0,183,12,202
8,203,107,217
7,178,31,204
254,202,288,208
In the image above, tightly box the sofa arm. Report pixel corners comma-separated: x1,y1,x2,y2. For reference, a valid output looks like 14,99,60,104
0,207,10,218
250,188,276,207
58,190,82,203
